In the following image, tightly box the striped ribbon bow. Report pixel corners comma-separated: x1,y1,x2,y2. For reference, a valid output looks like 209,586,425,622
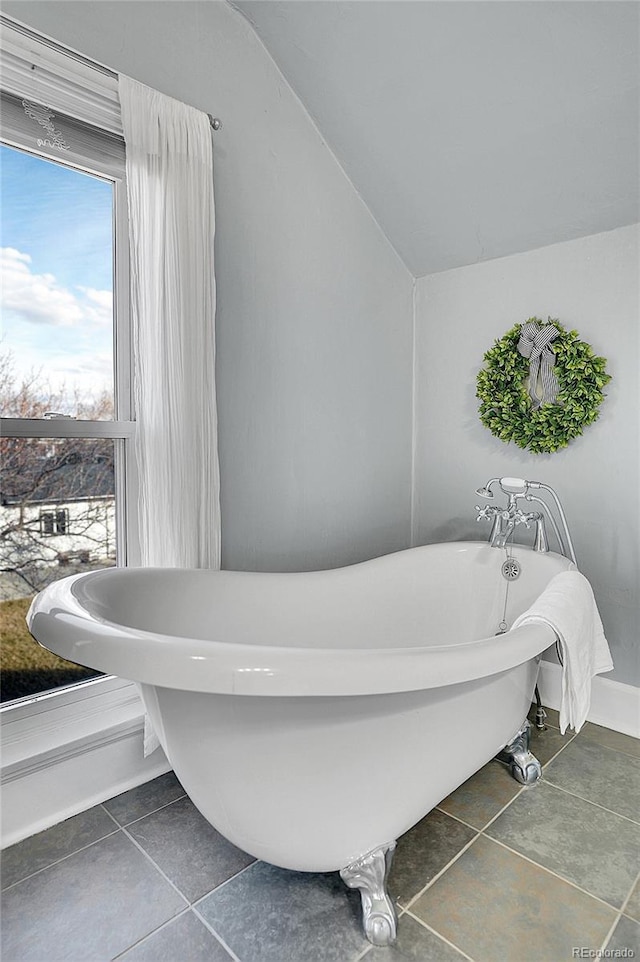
517,321,560,407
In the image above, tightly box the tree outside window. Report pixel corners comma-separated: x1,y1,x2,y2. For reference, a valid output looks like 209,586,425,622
0,139,131,703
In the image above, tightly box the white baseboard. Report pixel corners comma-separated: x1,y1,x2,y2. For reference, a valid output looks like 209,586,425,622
1,677,170,849
537,660,640,738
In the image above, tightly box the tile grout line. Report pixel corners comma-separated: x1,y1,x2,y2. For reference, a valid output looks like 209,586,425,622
403,907,477,961
1,789,188,894
584,742,640,763
100,792,188,830
434,806,483,833
553,727,640,767
191,904,245,962
482,833,627,915
101,783,259,912
119,824,191,906
400,828,483,912
109,906,193,961
352,938,376,962
400,730,637,959
436,727,582,840
348,905,476,962
113,830,253,959
540,777,640,826
117,824,262,920
619,868,640,919
191,858,259,908
401,777,535,911
0,824,121,893
537,731,579,770
597,867,640,953
434,761,540,836
458,779,530,836
102,803,125,829
599,911,624,955
103,802,256,962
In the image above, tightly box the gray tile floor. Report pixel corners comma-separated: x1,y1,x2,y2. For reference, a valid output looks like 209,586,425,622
2,707,639,962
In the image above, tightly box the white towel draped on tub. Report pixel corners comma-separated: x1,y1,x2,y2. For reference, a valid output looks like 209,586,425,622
512,570,613,734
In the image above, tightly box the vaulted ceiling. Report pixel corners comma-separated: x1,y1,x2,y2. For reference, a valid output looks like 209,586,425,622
234,1,639,276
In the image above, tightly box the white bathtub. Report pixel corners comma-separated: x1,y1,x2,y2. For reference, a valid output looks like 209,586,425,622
28,542,570,942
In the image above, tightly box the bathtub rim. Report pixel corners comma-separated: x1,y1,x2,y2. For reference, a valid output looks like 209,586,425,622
27,542,567,697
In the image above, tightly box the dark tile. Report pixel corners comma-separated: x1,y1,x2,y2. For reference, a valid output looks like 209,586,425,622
529,723,575,767
197,860,367,962
605,915,640,958
388,809,476,906
411,835,616,962
1,805,117,890
126,795,254,902
118,910,233,962
544,738,640,822
362,912,467,961
528,703,561,730
486,780,640,908
437,760,522,830
0,831,186,962
103,771,185,826
580,722,640,760
625,878,640,922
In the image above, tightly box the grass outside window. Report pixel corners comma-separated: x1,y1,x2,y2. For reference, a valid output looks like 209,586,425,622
0,597,99,703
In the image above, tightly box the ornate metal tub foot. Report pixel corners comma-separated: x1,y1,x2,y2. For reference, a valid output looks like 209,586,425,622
340,841,397,946
497,719,542,785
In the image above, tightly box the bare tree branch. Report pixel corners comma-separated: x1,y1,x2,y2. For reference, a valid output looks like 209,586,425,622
1,350,116,596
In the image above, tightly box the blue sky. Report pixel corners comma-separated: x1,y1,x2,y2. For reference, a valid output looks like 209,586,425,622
1,143,114,410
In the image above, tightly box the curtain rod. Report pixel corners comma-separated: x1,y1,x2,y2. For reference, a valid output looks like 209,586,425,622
1,14,222,130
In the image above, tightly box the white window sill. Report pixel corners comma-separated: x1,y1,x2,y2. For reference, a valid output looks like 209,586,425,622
1,676,170,847
1,675,145,781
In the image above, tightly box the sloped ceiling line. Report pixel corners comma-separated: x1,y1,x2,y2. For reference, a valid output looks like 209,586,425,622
234,0,640,277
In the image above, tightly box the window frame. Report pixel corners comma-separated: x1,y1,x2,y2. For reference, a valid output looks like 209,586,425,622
1,93,140,713
39,509,70,537
0,21,167,848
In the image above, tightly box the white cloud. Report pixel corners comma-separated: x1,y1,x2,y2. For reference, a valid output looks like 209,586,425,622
76,286,113,328
1,247,114,406
1,247,112,329
4,338,113,408
4,248,31,267
2,247,83,327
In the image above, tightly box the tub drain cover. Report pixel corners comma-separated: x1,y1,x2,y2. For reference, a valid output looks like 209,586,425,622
502,558,521,581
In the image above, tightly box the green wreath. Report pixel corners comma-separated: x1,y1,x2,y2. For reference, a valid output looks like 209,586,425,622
476,318,611,454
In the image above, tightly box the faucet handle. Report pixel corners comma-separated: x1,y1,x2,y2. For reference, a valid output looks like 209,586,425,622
512,509,541,529
476,504,497,522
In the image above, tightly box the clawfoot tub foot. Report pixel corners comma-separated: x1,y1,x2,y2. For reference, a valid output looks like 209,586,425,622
498,719,542,785
340,841,397,946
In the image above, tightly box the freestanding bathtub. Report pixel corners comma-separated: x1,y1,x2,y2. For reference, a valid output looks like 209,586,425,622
28,541,571,945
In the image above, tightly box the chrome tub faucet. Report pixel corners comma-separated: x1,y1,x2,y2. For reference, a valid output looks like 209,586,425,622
476,501,546,550
475,477,576,564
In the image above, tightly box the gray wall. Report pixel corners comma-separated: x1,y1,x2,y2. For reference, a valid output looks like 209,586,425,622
7,4,636,687
413,224,640,688
5,0,415,572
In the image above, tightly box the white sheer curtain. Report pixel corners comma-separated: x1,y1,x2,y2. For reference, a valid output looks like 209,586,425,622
119,76,220,756
119,74,221,570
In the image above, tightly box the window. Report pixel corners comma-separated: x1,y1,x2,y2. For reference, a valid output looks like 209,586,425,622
39,510,70,536
0,23,137,705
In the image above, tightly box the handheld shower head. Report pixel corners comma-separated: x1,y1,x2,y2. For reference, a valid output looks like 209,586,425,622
475,478,499,499
499,477,529,497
